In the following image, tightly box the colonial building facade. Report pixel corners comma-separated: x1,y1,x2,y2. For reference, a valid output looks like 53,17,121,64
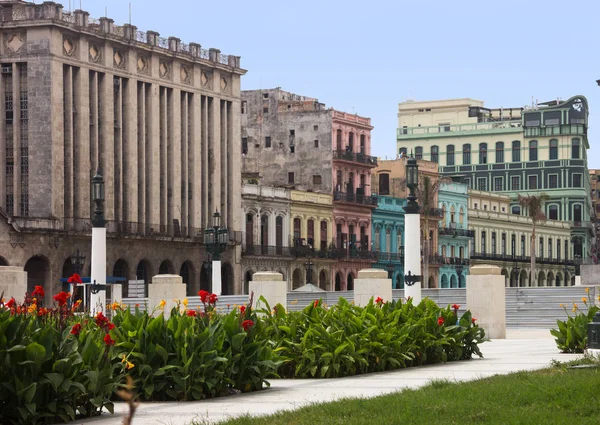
438,181,472,288
468,189,574,286
0,0,244,300
370,195,405,288
397,96,593,263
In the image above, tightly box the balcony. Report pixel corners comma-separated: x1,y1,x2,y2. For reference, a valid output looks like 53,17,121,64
470,251,581,266
376,249,405,263
397,120,522,140
291,245,378,260
333,150,378,167
428,255,469,266
333,191,378,206
523,124,586,138
242,245,294,257
424,208,444,218
438,227,475,238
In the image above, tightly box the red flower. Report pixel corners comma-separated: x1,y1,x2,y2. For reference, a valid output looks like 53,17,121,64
70,323,82,336
209,293,218,305
375,297,384,305
95,312,109,327
53,291,70,306
186,309,197,317
5,297,15,309
32,286,45,298
472,317,477,324
38,308,48,317
437,317,445,326
198,290,209,303
451,304,460,311
67,273,83,284
107,323,115,331
239,305,246,315
241,319,255,331
313,300,319,308
103,334,115,346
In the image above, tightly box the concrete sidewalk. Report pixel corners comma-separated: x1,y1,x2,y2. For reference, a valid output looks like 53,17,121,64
71,329,580,425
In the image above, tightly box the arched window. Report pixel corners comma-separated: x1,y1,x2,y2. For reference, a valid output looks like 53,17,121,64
293,217,301,243
441,204,446,224
348,132,354,152
320,220,328,250
548,204,558,220
336,129,342,151
529,140,538,161
447,145,455,166
572,138,580,159
459,207,464,226
462,144,471,165
378,173,390,195
307,219,315,247
549,139,558,160
495,142,504,163
450,205,455,224
399,147,407,156
511,206,520,215
479,143,487,164
245,213,254,247
431,145,439,163
415,146,423,160
512,141,521,162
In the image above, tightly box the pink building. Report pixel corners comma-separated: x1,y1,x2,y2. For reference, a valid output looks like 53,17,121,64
331,111,378,290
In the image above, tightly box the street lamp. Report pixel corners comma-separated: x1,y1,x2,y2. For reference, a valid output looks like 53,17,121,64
304,249,314,285
404,153,422,302
204,210,229,295
90,171,107,314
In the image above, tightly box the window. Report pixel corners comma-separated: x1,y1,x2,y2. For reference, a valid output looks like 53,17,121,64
512,141,521,162
313,175,322,185
378,173,390,195
564,239,569,260
263,93,269,99
573,204,582,222
439,123,450,132
360,134,366,154
511,234,516,256
548,174,558,189
336,130,343,150
481,231,486,254
548,238,552,259
263,106,268,113
494,177,503,192
479,143,487,164
415,146,423,160
491,232,496,255
549,139,558,160
528,175,537,190
474,203,478,209
495,142,504,163
521,235,525,256
314,139,319,148
557,240,561,261
462,144,471,165
573,174,582,188
477,178,487,191
241,101,247,114
548,205,558,220
501,233,506,255
431,146,439,163
572,138,580,159
399,147,407,156
512,206,520,215
529,140,538,161
242,137,248,155
447,145,455,166
511,176,520,191
313,125,318,131
265,136,271,148
539,237,544,258
290,145,295,153
288,172,294,184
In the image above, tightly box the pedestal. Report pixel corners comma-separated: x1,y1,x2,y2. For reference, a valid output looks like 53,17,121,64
90,227,107,315
0,266,27,303
249,272,286,312
466,264,506,339
354,268,392,307
149,274,187,318
212,260,222,295
404,213,422,303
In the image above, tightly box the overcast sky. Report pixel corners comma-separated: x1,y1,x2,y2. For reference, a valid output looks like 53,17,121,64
79,0,600,169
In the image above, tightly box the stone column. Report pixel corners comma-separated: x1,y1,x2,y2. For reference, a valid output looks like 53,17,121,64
249,272,286,311
466,264,506,339
354,268,392,307
148,274,187,318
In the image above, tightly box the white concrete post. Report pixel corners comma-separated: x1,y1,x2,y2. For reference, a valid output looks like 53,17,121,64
90,227,107,314
249,272,286,311
466,264,506,339
148,274,187,318
404,213,422,303
0,266,27,303
111,284,123,305
354,268,392,307
212,260,222,295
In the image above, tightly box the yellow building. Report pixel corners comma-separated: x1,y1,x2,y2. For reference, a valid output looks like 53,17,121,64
289,190,335,290
469,189,573,286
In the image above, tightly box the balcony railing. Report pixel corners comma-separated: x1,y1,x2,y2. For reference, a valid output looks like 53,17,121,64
523,124,586,138
242,245,294,257
333,191,378,206
424,208,444,218
432,257,470,266
376,250,405,262
470,251,582,266
438,227,475,238
333,150,378,167
397,120,522,139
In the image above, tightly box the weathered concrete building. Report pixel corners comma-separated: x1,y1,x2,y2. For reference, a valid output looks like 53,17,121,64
0,0,245,300
241,88,378,290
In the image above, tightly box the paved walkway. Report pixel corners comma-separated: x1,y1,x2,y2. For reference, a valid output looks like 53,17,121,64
71,329,580,425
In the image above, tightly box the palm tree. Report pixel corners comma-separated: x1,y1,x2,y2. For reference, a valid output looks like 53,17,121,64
518,193,550,286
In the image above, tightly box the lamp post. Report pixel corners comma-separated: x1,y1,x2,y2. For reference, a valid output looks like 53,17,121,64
454,260,465,288
304,249,314,285
69,248,85,302
90,171,107,314
204,211,229,295
403,153,422,302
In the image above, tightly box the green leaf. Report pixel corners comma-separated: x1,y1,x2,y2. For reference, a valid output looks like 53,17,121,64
44,373,64,391
25,342,46,364
155,344,169,364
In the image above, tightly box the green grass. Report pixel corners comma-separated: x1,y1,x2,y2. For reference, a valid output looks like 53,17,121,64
203,360,600,425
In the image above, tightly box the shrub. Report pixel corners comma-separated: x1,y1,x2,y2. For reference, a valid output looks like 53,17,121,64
551,295,600,353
